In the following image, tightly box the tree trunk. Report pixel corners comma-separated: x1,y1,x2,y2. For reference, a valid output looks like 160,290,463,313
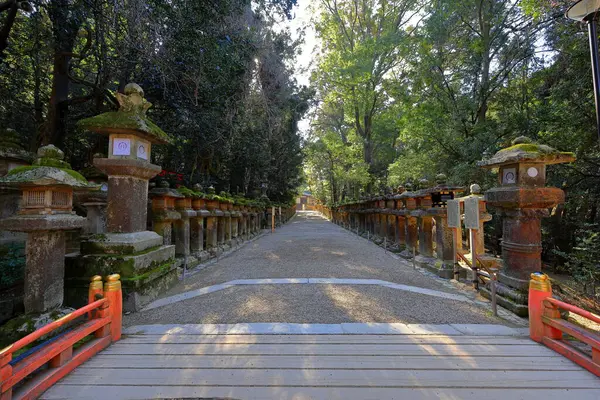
0,0,18,60
38,0,80,147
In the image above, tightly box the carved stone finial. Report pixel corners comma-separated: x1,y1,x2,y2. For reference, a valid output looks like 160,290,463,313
37,144,64,161
512,136,533,145
159,180,170,188
435,173,447,185
116,83,152,115
470,183,481,195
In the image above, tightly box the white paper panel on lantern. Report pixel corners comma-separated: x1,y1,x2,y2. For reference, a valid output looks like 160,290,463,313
137,143,148,160
502,167,517,185
463,197,480,230
447,199,461,228
113,138,131,156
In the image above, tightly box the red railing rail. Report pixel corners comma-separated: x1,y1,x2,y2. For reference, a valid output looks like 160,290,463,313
0,274,122,399
529,273,600,377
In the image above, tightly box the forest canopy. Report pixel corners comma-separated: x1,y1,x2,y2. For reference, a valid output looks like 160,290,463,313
0,0,309,203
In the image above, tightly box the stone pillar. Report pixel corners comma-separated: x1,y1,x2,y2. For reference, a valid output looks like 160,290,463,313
149,185,182,245
25,231,66,311
400,191,417,258
478,136,575,316
405,215,418,257
225,203,233,245
191,198,210,262
174,197,197,268
433,212,454,279
396,214,406,248
205,215,218,252
82,201,107,234
218,202,231,250
204,198,222,256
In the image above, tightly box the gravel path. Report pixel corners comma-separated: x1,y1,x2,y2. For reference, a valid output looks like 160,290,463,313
124,284,501,326
124,211,509,326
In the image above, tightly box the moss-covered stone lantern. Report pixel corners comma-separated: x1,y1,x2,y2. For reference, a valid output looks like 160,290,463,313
0,145,96,313
477,136,575,316
75,83,179,312
79,83,171,233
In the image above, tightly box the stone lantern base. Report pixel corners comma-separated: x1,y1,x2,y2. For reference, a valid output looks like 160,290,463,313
66,230,181,312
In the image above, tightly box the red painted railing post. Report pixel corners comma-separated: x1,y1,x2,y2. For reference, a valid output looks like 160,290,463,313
528,272,551,342
0,351,12,400
543,301,564,340
104,274,122,342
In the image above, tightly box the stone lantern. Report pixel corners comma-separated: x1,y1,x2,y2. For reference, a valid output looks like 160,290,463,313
425,174,464,278
400,183,418,259
149,181,182,245
477,136,575,316
78,83,171,233
0,145,96,313
75,83,179,311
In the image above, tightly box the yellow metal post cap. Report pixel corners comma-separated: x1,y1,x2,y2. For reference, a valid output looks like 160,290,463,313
530,272,551,292
104,273,122,292
89,275,103,290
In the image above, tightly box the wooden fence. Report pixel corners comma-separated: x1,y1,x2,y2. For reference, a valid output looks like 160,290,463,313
529,272,600,377
0,274,122,399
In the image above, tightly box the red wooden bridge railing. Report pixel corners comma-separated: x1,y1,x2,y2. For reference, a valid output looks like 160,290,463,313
0,274,122,399
529,272,600,377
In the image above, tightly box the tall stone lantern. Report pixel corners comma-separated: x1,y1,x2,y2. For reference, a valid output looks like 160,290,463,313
75,83,179,311
477,136,575,316
0,145,96,313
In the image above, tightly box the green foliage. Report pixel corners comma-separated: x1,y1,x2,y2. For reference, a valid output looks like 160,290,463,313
553,228,600,298
0,0,307,205
0,243,25,289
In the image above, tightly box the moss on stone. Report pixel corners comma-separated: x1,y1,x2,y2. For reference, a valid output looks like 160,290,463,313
78,111,172,144
120,259,174,283
37,146,64,160
34,157,71,169
5,165,88,184
177,187,200,198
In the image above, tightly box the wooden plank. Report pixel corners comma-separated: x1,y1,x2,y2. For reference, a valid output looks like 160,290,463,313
3,318,110,392
102,343,557,357
59,368,600,388
121,334,534,345
41,386,600,400
81,354,581,371
14,336,111,400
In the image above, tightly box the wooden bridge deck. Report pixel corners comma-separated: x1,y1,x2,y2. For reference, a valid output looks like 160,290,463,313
41,329,600,399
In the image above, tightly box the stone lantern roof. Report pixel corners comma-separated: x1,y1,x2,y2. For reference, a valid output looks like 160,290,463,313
78,83,172,145
0,128,35,164
477,136,576,169
0,145,97,189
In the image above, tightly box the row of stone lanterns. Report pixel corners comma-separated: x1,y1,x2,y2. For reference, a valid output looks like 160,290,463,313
328,137,575,317
0,83,296,317
149,183,264,265
331,174,464,279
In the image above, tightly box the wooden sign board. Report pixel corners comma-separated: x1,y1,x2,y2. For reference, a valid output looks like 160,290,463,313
447,199,461,228
464,197,480,230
